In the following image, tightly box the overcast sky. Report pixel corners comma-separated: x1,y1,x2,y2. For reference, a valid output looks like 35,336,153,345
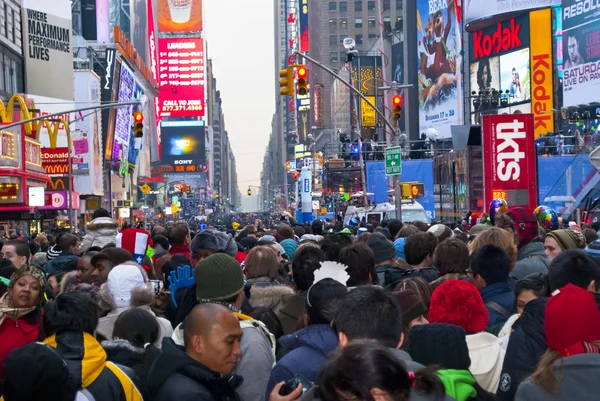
204,0,275,195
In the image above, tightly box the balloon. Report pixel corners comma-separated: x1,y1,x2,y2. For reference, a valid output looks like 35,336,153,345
533,205,559,231
232,222,240,230
489,198,508,225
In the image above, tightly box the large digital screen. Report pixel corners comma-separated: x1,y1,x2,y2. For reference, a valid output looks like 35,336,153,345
469,57,500,95
160,121,205,167
113,62,135,160
500,48,531,105
157,0,202,32
158,38,205,118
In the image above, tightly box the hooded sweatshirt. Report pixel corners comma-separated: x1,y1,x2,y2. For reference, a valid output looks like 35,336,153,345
437,370,477,401
265,324,338,400
147,338,242,401
516,353,600,401
44,331,143,401
466,332,505,393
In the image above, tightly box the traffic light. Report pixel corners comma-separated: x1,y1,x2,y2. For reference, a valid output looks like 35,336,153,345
133,111,144,137
279,66,294,96
247,187,252,196
157,213,163,219
185,184,191,194
392,95,402,122
293,171,299,181
297,65,308,96
215,193,219,199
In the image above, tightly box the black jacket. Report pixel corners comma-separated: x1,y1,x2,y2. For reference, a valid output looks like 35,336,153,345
385,267,439,288
147,338,243,401
103,339,158,393
496,297,548,401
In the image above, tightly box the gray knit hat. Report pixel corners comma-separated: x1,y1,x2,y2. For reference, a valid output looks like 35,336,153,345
195,253,245,301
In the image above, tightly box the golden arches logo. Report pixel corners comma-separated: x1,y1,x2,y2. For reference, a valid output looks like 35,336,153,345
48,179,66,190
0,95,71,148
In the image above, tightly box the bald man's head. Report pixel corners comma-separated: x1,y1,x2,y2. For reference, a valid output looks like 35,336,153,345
183,303,243,375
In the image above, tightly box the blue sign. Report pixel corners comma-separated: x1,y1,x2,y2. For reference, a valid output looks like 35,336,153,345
304,178,310,193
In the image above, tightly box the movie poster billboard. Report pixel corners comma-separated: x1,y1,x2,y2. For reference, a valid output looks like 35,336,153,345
157,0,202,33
562,0,600,107
416,0,463,139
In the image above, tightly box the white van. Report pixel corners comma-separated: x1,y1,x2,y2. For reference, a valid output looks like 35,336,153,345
344,201,430,225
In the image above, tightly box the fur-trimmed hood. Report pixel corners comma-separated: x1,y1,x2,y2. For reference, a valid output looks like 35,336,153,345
86,217,119,231
249,282,294,313
102,339,146,354
99,281,155,311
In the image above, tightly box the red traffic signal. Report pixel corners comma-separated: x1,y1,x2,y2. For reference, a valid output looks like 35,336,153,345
392,95,402,122
293,171,299,181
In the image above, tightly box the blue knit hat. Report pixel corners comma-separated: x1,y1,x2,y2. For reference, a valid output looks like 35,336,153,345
394,237,406,260
280,238,298,260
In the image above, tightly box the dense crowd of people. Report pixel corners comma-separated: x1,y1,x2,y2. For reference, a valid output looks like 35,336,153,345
0,204,599,401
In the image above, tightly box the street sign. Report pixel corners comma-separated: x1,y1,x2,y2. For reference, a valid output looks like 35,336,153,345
385,146,402,176
140,184,151,194
172,195,179,204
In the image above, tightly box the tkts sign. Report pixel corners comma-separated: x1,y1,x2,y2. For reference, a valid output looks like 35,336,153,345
470,14,530,61
482,114,537,210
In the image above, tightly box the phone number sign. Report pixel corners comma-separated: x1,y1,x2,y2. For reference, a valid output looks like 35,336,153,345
158,38,205,118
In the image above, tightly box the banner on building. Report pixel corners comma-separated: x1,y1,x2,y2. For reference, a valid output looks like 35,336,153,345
73,71,104,195
131,0,148,63
464,0,560,25
160,121,206,168
416,0,463,138
299,0,309,52
157,0,202,33
112,62,136,162
21,0,74,100
562,0,600,107
158,38,205,117
529,8,554,139
360,96,377,127
482,113,537,210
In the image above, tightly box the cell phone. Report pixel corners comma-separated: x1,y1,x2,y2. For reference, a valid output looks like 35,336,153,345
149,280,161,295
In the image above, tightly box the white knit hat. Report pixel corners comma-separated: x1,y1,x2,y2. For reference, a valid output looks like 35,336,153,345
107,264,145,308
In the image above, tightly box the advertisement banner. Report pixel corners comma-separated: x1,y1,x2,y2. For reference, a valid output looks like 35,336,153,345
73,71,104,195
158,38,205,117
131,0,147,63
562,0,600,107
160,121,206,167
41,147,69,176
464,0,560,25
299,0,309,52
157,0,202,33
482,114,537,210
360,96,377,127
39,190,80,210
28,95,74,149
416,0,463,138
21,0,74,100
529,8,554,139
113,62,136,160
147,0,161,155
469,14,530,62
96,0,109,43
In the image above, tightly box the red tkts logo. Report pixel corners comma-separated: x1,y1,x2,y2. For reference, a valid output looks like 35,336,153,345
471,16,529,61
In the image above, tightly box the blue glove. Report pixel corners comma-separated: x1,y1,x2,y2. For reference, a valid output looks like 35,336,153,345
168,265,195,308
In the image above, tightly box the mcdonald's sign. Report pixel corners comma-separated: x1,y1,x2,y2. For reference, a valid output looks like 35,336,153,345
41,147,68,177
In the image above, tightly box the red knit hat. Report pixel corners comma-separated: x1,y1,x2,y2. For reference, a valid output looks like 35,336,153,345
545,283,600,357
428,280,488,334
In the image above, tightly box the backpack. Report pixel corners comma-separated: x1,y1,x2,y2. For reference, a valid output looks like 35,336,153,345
236,312,277,364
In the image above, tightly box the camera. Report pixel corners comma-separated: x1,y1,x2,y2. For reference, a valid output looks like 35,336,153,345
279,375,313,396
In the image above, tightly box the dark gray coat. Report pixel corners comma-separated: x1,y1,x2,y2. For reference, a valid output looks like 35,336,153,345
511,242,549,280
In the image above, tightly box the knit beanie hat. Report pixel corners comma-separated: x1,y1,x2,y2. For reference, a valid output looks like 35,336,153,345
427,224,454,242
195,253,245,301
46,245,61,261
107,264,145,308
408,323,472,370
367,233,397,264
9,266,46,296
280,239,298,260
545,283,600,356
3,342,77,401
392,290,427,326
506,207,539,249
190,230,238,258
428,280,488,334
546,228,587,251
468,224,491,239
394,237,407,260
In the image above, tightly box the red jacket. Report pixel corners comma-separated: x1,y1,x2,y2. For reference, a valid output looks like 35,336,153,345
0,311,42,378
168,244,192,260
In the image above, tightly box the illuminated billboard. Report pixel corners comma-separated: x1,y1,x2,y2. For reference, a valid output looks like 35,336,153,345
160,121,205,167
158,38,205,117
499,48,531,105
157,0,202,33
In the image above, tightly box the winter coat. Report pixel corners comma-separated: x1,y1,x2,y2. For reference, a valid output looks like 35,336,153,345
45,252,78,276
44,331,143,401
172,311,275,401
376,264,405,287
385,267,439,288
265,324,338,400
511,242,549,280
103,339,156,391
431,273,471,289
467,332,505,393
515,353,600,401
97,304,173,347
247,278,294,314
147,338,242,401
496,298,547,401
0,308,42,378
81,217,119,253
480,282,515,329
277,291,307,335
168,244,192,261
